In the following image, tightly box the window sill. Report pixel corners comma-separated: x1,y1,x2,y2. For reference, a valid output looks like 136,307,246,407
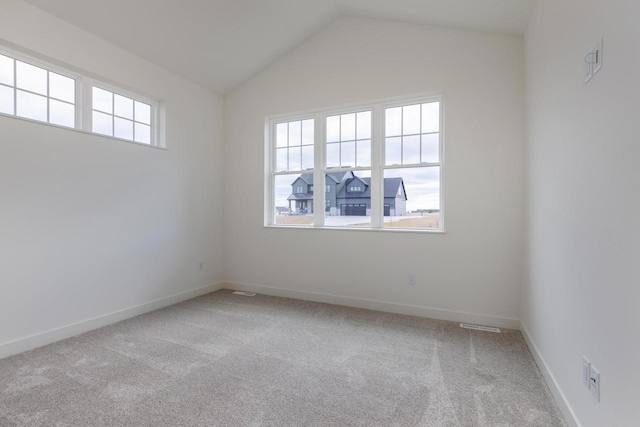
264,224,446,234
0,112,166,150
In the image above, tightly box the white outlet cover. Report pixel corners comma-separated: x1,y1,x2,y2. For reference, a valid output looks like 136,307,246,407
593,38,603,74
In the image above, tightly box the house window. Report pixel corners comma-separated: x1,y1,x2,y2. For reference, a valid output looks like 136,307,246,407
384,101,440,228
0,53,76,128
0,44,161,148
267,94,443,231
91,87,153,144
273,118,315,224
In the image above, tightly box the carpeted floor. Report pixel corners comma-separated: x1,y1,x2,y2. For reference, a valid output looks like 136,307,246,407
0,290,567,426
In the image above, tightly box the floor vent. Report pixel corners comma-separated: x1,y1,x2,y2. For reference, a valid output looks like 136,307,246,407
460,323,501,333
232,291,256,297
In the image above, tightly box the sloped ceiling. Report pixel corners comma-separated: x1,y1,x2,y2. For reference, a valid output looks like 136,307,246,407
23,0,535,94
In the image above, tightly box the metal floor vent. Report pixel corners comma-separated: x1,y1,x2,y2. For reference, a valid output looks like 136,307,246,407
232,291,256,297
460,323,501,333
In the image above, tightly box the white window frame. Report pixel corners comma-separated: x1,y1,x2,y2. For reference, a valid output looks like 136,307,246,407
0,43,162,148
265,93,445,232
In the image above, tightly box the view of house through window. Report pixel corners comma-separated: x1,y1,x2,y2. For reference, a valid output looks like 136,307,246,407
269,96,442,230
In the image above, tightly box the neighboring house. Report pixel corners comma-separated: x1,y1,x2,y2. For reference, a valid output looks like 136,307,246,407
275,206,291,216
287,172,407,216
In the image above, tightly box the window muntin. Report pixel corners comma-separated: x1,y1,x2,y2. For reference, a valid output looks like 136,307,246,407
383,101,441,229
0,46,161,148
268,95,443,231
91,86,153,144
0,53,76,128
273,118,315,225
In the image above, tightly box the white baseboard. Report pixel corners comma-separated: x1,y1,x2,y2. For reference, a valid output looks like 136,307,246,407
521,323,581,427
0,281,224,359
222,281,520,330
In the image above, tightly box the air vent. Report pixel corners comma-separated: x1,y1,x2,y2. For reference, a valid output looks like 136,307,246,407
232,291,256,297
460,323,501,333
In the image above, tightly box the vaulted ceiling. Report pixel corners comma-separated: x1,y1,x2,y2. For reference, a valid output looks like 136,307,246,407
23,0,535,94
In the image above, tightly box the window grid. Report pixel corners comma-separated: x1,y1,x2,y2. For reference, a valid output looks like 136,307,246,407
0,55,76,128
325,111,372,169
268,95,443,231
0,47,160,148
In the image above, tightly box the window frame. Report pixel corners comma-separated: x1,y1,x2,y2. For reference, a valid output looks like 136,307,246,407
265,93,445,232
0,43,162,149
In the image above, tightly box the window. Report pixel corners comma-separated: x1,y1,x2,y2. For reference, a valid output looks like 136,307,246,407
0,54,76,128
267,94,443,231
273,118,315,225
0,45,161,147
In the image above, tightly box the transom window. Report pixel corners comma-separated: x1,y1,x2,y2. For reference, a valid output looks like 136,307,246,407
267,94,443,231
0,45,161,148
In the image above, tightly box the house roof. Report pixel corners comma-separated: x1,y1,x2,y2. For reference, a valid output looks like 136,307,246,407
287,192,314,201
335,176,407,199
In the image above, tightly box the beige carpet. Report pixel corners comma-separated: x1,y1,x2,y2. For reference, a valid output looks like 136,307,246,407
0,290,566,426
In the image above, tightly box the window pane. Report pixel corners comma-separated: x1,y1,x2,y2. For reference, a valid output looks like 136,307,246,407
422,102,439,133
288,120,301,146
288,146,301,170
0,85,14,115
326,115,340,142
93,87,113,114
301,145,313,170
276,148,287,171
356,111,371,139
274,174,314,224
16,90,47,122
385,107,401,137
385,137,401,165
340,113,356,141
93,110,113,136
403,135,421,164
49,99,74,128
341,141,355,167
114,117,134,140
276,123,288,147
421,133,439,163
403,104,421,135
134,101,151,124
384,167,440,229
0,54,14,86
114,94,134,119
324,170,371,228
135,122,151,144
326,143,340,168
16,61,47,95
356,140,371,167
301,119,314,146
49,72,75,103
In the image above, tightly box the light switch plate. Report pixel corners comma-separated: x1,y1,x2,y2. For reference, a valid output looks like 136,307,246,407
593,38,603,74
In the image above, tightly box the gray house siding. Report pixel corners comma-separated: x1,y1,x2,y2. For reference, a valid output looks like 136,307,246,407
287,171,406,216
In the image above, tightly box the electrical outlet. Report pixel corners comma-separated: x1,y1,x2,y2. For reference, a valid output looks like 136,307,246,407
407,272,416,286
198,262,203,271
582,356,591,389
590,365,600,402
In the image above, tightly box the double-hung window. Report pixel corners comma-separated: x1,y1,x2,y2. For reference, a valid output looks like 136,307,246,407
267,94,443,231
0,45,160,147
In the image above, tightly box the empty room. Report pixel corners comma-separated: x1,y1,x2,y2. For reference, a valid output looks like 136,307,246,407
0,0,637,426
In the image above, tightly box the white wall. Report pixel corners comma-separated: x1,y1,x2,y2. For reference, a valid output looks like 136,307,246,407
523,0,640,425
0,0,224,354
224,17,525,326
